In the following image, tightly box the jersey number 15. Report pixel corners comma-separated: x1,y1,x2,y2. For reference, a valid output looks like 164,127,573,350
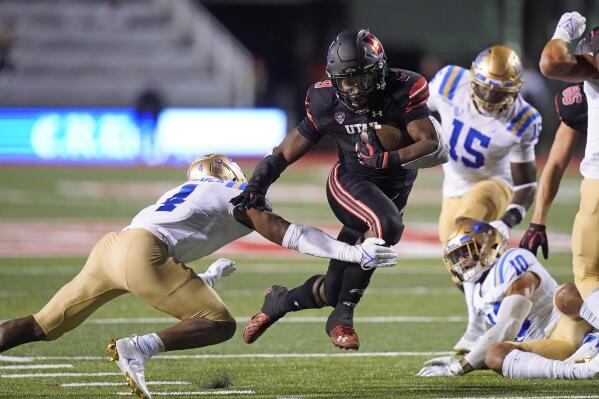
449,119,491,169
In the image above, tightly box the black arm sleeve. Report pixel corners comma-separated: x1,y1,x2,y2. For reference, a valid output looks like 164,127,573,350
247,153,287,193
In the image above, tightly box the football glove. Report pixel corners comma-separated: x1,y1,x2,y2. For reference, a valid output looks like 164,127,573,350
206,258,236,278
416,356,464,377
356,237,397,270
230,183,268,211
552,11,586,42
489,219,510,241
355,127,398,169
519,223,549,259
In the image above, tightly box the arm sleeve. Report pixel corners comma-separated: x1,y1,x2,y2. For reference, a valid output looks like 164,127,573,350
282,223,361,263
463,294,533,369
555,84,588,134
400,116,449,169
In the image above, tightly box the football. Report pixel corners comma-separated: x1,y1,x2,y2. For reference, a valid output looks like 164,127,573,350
362,124,413,151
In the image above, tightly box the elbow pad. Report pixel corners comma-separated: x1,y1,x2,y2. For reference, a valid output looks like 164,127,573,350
464,295,533,369
401,116,449,169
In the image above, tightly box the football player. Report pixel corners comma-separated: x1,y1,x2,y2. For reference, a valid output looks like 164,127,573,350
538,10,599,363
416,219,591,377
519,82,587,259
427,45,541,353
0,154,396,399
231,28,448,350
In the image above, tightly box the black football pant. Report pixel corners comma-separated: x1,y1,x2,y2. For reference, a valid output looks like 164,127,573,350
323,163,414,319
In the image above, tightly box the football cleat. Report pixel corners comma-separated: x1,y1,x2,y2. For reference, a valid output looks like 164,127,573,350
566,332,599,363
243,285,290,344
106,338,152,399
329,324,360,350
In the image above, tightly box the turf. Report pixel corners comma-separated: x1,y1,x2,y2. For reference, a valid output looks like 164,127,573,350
0,164,590,398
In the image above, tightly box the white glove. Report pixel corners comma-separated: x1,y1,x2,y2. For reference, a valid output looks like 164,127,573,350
552,11,586,42
206,258,236,278
416,356,464,377
489,220,510,241
357,237,397,270
565,332,599,363
421,355,456,367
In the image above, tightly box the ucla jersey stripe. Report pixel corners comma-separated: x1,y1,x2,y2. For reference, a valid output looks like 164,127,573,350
238,182,248,190
514,111,541,137
507,105,531,131
494,248,519,286
447,68,466,100
438,66,454,95
226,181,236,188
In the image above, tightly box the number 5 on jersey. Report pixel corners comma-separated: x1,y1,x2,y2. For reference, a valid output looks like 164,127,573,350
449,118,491,169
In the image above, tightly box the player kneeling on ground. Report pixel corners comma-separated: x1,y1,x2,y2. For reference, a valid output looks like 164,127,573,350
0,154,396,399
417,218,590,377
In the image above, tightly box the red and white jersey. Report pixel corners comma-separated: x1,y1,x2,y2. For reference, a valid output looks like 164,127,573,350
428,65,541,197
125,178,254,263
582,81,599,178
473,248,559,342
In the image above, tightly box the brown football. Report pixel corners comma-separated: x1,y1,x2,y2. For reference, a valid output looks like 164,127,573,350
371,124,413,151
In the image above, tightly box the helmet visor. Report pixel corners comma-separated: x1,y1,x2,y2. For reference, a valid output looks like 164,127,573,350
472,83,515,104
336,73,375,97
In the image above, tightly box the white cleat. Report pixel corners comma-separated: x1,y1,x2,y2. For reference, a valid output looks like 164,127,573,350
566,332,599,364
107,337,152,399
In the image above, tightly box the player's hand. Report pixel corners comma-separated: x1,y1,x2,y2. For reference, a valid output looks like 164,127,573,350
421,355,455,367
357,237,397,270
355,127,392,169
552,11,586,42
489,220,510,241
230,183,267,211
206,258,236,278
416,357,464,377
519,223,549,259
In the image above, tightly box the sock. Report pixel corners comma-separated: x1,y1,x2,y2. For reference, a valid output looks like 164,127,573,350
336,264,376,309
287,275,326,311
502,349,596,379
580,289,599,329
132,333,165,361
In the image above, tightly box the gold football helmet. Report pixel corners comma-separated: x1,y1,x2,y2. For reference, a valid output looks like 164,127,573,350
187,154,247,182
470,45,523,116
443,218,507,284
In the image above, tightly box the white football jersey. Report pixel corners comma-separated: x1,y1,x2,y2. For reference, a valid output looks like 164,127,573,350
581,81,599,178
472,248,559,342
125,177,254,263
428,65,542,197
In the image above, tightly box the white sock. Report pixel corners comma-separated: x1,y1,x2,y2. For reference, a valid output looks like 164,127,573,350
131,333,165,362
580,289,599,329
463,282,485,337
502,349,596,379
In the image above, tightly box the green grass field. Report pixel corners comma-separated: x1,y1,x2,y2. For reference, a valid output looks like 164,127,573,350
0,163,592,398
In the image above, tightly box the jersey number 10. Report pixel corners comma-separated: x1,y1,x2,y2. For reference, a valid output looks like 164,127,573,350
449,119,491,169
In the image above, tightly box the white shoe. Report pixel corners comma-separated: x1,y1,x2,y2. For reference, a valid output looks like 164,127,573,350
207,258,236,278
107,337,152,399
566,332,599,364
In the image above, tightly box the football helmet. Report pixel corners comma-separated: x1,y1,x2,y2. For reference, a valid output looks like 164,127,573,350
470,45,523,116
187,154,247,182
443,218,507,284
326,28,387,113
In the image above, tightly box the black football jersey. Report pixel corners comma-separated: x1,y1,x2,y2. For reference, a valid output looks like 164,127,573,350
296,68,430,179
555,83,587,135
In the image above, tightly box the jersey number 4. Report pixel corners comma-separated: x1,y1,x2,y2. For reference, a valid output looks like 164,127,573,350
156,183,198,212
449,119,490,169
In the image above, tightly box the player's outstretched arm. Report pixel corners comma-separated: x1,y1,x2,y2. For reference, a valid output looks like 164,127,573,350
230,129,315,211
520,122,580,258
233,208,396,269
400,116,448,169
540,12,599,82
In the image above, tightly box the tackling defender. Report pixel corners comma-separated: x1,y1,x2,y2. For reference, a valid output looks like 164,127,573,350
427,46,541,352
233,28,447,350
417,219,591,377
0,154,396,399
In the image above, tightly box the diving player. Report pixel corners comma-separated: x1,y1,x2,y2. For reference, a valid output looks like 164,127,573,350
233,28,447,350
427,46,541,352
416,219,591,377
0,154,396,399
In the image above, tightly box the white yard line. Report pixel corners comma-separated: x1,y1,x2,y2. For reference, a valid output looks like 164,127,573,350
117,391,255,396
0,355,33,363
1,371,121,378
433,397,599,399
61,381,191,387
4,351,452,362
0,364,72,370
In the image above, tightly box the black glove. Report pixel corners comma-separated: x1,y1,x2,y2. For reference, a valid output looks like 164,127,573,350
519,223,549,259
355,128,399,169
229,183,268,211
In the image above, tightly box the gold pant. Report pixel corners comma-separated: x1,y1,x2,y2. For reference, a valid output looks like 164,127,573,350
34,229,234,341
438,179,513,242
572,178,599,299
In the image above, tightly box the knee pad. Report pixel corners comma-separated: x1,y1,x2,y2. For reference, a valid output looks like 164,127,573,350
554,283,583,320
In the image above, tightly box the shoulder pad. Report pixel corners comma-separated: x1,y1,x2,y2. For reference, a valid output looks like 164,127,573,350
431,65,468,101
506,101,542,139
492,248,538,288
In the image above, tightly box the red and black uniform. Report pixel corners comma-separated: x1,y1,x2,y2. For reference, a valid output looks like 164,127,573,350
295,68,430,314
555,83,588,135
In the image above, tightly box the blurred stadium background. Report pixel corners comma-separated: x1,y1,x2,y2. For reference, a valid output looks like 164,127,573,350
0,0,598,398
